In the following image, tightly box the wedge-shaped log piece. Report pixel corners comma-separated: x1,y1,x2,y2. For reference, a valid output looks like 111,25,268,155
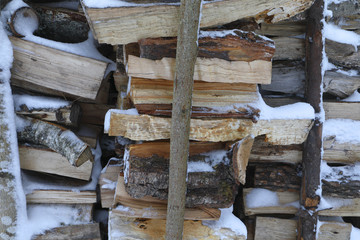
81,0,314,44
138,30,275,61
114,176,221,220
10,36,108,100
26,190,97,204
17,117,93,167
99,159,122,208
233,135,254,185
323,136,360,164
323,71,360,98
124,141,237,208
19,145,93,181
326,40,360,70
109,211,246,240
106,113,313,145
33,223,101,240
127,55,272,84
324,101,360,121
130,77,259,118
254,217,353,240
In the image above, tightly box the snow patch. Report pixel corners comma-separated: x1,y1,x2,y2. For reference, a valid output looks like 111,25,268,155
324,22,360,50
245,188,280,208
342,90,360,102
323,119,360,144
351,226,360,240
188,162,213,172
13,94,69,111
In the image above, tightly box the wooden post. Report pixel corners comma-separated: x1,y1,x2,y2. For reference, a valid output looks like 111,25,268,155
165,0,202,239
297,0,324,239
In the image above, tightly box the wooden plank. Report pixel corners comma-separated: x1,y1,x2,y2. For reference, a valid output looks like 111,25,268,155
255,21,306,37
108,211,246,240
99,160,122,208
324,102,360,121
106,113,313,145
114,176,221,220
19,145,93,181
81,0,314,44
127,55,272,84
33,223,101,240
26,190,97,204
10,36,108,100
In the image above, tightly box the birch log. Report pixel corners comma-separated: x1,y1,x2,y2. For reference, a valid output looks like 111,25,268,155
17,117,93,166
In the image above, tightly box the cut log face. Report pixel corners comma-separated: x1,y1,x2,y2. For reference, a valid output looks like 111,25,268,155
114,176,221,220
19,145,93,181
127,55,272,84
10,36,108,100
124,141,238,208
9,7,39,37
106,112,314,145
81,0,314,44
138,30,275,61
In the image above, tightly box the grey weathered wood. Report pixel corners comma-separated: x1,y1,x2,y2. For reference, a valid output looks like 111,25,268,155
326,39,360,70
33,223,101,240
324,101,360,121
272,37,305,60
323,71,360,98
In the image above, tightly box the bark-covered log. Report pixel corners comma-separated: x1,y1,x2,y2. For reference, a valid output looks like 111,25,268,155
138,30,275,62
124,142,237,208
9,6,39,37
17,117,93,166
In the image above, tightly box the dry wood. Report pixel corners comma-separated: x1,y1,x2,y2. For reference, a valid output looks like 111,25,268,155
319,198,360,217
106,112,313,145
19,145,93,181
124,142,237,208
127,55,272,84
255,21,306,37
114,176,221,220
326,39,360,70
16,102,81,127
323,136,360,164
26,190,97,204
324,101,360,121
17,117,93,167
99,159,122,208
272,37,305,60
81,0,314,44
138,30,275,61
232,135,254,185
9,7,39,37
254,217,352,240
108,211,246,240
10,36,108,100
79,102,113,126
323,71,360,98
33,223,101,240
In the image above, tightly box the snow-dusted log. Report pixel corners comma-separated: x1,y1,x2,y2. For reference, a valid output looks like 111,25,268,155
17,117,93,167
9,6,39,37
33,223,101,240
326,40,360,70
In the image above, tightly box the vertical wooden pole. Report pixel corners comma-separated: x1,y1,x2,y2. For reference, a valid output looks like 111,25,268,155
165,0,202,239
298,0,324,239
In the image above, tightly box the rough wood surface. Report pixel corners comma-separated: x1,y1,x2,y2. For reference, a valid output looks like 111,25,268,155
99,160,122,208
19,145,93,181
10,36,108,100
255,21,306,37
319,198,360,217
272,37,305,60
16,102,81,127
124,142,237,208
17,117,93,167
26,190,97,204
106,113,313,145
232,135,254,185
81,0,314,44
9,7,39,37
114,176,221,220
127,55,272,84
326,39,360,70
323,136,360,164
33,223,101,240
323,71,360,98
138,30,275,61
324,101,360,120
108,211,246,240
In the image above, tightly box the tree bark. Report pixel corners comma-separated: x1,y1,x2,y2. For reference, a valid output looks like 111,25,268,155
9,6,39,37
166,0,202,239
297,0,324,239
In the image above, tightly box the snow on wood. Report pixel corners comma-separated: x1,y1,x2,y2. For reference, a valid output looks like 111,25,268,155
81,0,314,44
33,223,101,240
9,6,39,37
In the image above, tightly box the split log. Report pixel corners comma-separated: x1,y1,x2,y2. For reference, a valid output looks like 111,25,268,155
124,142,237,208
326,39,360,70
324,102,360,121
17,117,93,167
19,145,93,181
127,55,272,84
114,176,221,220
130,77,259,118
9,7,39,37
99,159,122,208
138,30,275,61
232,135,254,185
32,5,89,43
16,102,81,127
108,211,246,240
261,60,305,95
323,71,360,98
106,112,314,145
33,223,101,240
323,136,360,164
26,190,97,204
10,36,108,100
255,21,306,37
78,102,113,126
272,37,305,60
81,0,314,44
254,217,353,240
